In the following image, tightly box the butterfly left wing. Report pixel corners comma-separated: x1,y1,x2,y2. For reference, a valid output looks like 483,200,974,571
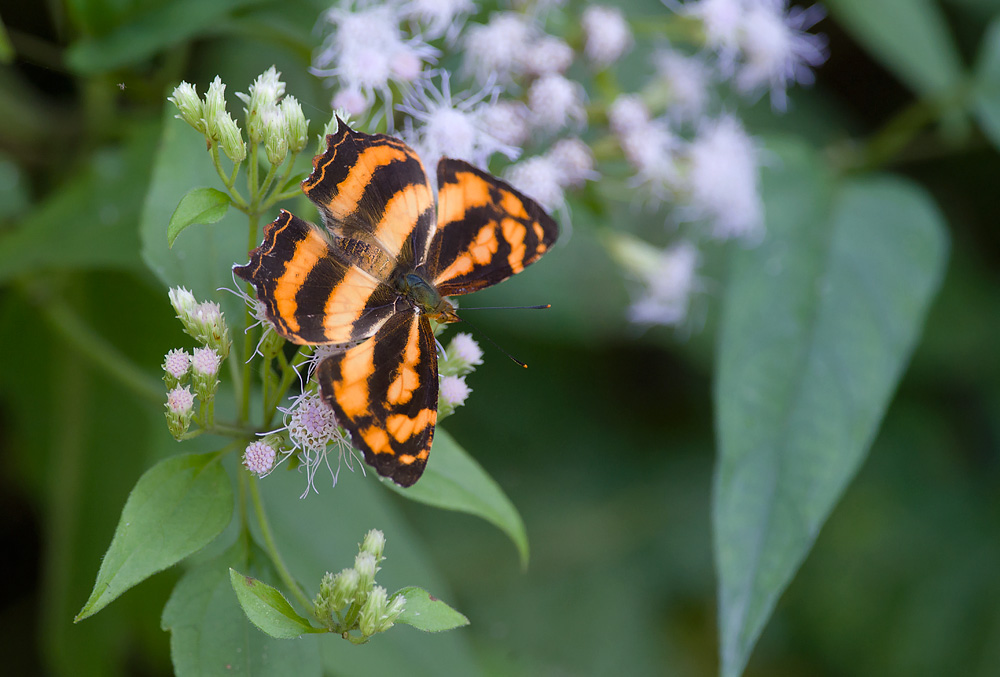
428,158,559,296
302,120,436,278
316,311,438,487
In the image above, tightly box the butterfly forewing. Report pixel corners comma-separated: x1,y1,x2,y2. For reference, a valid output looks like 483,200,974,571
302,120,437,275
430,159,559,296
233,210,397,345
316,312,438,487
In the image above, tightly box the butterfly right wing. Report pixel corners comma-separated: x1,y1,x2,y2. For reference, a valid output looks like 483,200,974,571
234,210,397,346
317,311,438,487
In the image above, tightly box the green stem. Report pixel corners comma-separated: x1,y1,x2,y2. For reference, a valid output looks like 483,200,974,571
261,152,301,209
257,161,279,203
211,143,248,208
247,473,312,611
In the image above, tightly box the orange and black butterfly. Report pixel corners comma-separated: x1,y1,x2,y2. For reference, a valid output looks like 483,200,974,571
234,120,558,487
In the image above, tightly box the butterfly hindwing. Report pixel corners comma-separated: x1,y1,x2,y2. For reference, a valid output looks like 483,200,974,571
316,311,438,488
302,120,436,275
429,158,559,296
233,210,397,345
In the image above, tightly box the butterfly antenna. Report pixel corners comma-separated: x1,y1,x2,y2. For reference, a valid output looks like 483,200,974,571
458,304,551,311
454,315,529,369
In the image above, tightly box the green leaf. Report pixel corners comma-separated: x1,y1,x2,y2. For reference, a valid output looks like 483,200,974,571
0,121,159,282
973,17,1000,151
393,586,469,632
66,0,268,74
714,140,949,677
385,427,529,567
164,543,321,676
76,452,233,621
167,188,232,248
826,0,964,97
141,105,249,323
229,568,325,639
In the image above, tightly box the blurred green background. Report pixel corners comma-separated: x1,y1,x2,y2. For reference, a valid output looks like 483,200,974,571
1,0,999,675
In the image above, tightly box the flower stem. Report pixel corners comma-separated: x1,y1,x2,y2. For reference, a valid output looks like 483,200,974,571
247,473,312,611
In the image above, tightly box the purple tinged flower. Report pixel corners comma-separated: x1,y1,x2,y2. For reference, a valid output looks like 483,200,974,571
166,385,194,414
243,440,278,476
520,35,575,77
440,375,471,408
448,332,483,368
680,0,745,69
479,100,532,148
527,74,586,133
621,120,682,206
191,346,221,376
163,349,191,381
581,6,633,67
279,390,354,496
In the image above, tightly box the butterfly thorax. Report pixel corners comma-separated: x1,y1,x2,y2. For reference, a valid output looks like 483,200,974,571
397,272,459,323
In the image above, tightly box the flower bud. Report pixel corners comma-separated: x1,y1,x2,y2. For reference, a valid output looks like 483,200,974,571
168,287,198,319
281,95,308,154
330,567,360,612
440,332,483,377
190,346,221,400
168,82,205,134
353,551,377,601
438,375,471,419
258,325,285,361
165,386,195,439
162,348,191,388
358,585,389,637
360,529,386,563
237,66,285,144
203,76,227,141
263,106,288,166
217,111,246,164
242,439,277,477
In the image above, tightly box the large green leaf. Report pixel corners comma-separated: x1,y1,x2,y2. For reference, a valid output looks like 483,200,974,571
714,140,948,677
393,586,469,632
163,542,321,676
385,427,529,567
0,121,159,282
76,451,233,621
168,188,232,248
826,0,964,97
972,17,1000,151
229,568,324,639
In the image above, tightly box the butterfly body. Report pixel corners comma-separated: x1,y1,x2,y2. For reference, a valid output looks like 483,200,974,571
235,120,557,486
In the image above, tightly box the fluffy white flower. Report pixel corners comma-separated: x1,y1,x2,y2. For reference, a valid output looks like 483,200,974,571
463,12,533,83
546,138,598,189
479,100,532,147
681,0,745,70
653,50,712,123
682,115,763,240
735,0,827,109
505,155,566,211
608,94,650,136
399,72,519,177
527,74,587,133
621,119,682,206
440,375,471,408
582,6,633,66
520,34,575,76
402,0,475,41
628,241,701,326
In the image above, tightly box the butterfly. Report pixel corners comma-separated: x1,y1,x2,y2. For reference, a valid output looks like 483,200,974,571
234,120,558,487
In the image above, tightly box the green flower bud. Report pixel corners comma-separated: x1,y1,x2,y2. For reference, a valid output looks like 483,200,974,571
263,106,288,166
330,567,360,612
281,95,309,154
216,111,246,164
237,66,285,144
358,585,389,637
318,111,350,154
168,82,205,134
360,529,386,563
203,76,227,141
353,551,377,601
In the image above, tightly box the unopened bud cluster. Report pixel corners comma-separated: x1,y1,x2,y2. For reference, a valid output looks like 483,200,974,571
313,529,405,641
169,66,309,169
437,332,483,419
162,287,230,439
